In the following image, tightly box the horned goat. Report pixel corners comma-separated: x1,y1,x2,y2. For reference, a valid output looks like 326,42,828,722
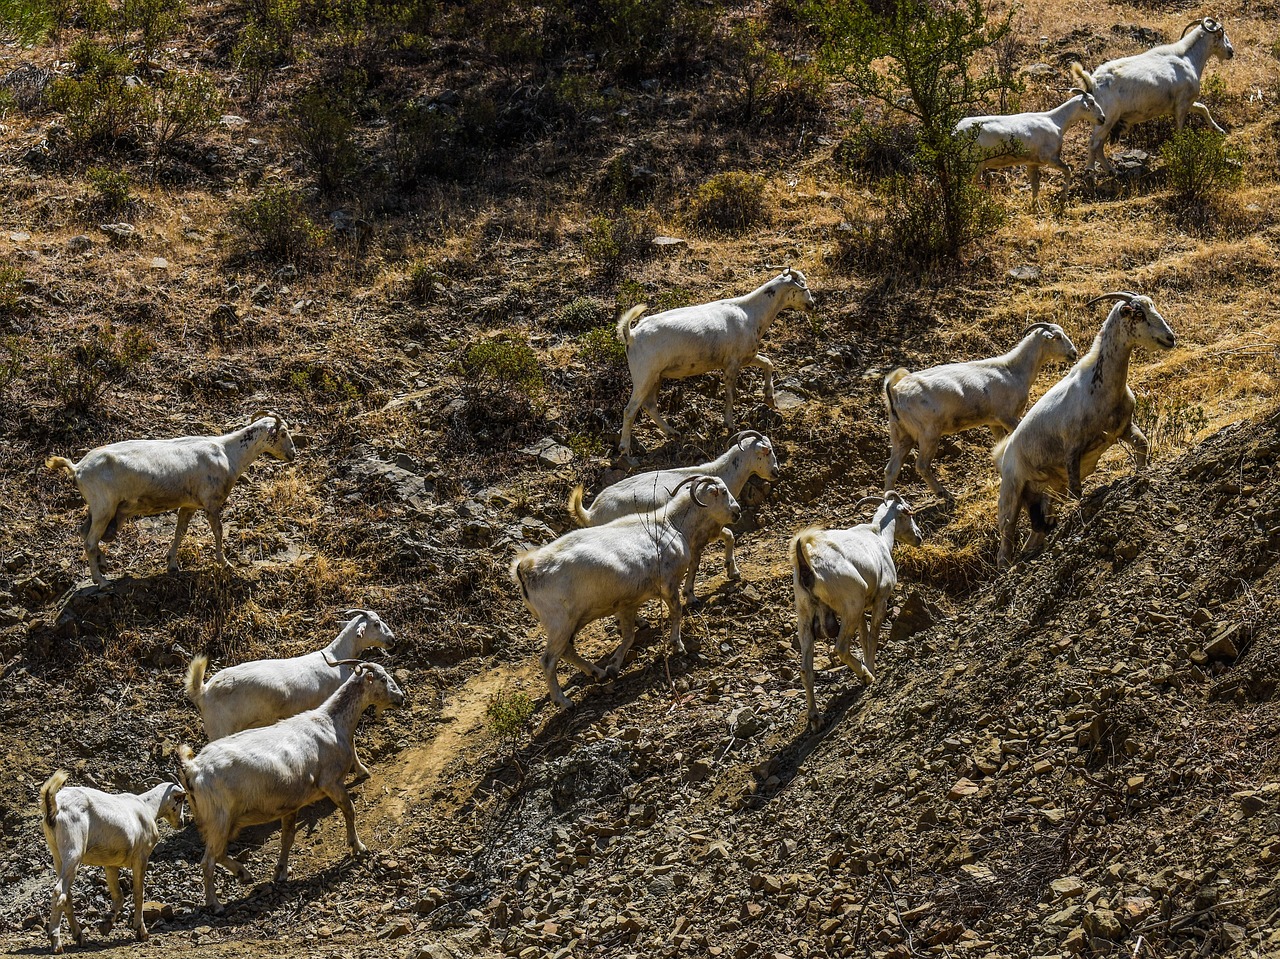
39,770,185,954
185,609,395,778
617,268,816,459
45,412,297,587
515,475,741,708
955,90,1106,205
177,660,405,912
792,493,923,728
568,430,778,600
883,323,1078,497
1073,18,1234,173
994,292,1177,568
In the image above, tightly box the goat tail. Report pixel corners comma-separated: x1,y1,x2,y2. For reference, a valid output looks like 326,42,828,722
511,552,535,603
184,655,208,707
1069,60,1097,95
616,304,646,349
40,770,69,828
791,528,821,593
567,485,592,526
883,368,909,420
992,435,1012,471
44,456,76,477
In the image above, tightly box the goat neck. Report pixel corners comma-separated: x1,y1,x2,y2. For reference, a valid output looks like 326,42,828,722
222,420,279,482
737,275,796,339
325,616,367,661
323,671,377,737
1082,303,1138,398
1174,25,1217,74
136,783,174,818
1045,95,1091,130
710,445,756,498
870,503,900,550
1001,328,1058,385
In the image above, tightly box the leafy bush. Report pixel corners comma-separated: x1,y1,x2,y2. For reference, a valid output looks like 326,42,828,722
0,334,26,393
86,166,133,214
230,187,326,265
150,71,220,154
687,172,769,235
120,0,186,64
836,113,919,181
458,334,545,433
406,262,445,303
1161,128,1244,202
552,296,606,333
44,322,155,412
580,208,651,279
286,88,360,194
0,265,25,316
47,40,149,151
486,687,535,743
808,0,1015,261
723,18,828,126
1133,394,1208,457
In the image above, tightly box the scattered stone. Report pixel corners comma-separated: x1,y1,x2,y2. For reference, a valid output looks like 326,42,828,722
948,778,979,801
148,256,169,270
653,236,687,251
100,222,137,241
220,114,247,128
520,437,575,468
1050,878,1084,901
67,235,93,252
773,391,804,411
1007,265,1041,282
9,231,30,242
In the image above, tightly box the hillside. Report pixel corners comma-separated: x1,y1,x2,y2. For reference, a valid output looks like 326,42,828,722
1,0,1279,956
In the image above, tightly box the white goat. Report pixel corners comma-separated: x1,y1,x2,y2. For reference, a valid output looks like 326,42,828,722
995,292,1177,568
617,268,816,459
883,323,1079,497
45,411,297,587
177,660,405,913
955,90,1106,205
515,475,741,708
1073,18,1235,173
39,770,185,954
792,493,923,728
568,429,778,600
185,609,395,778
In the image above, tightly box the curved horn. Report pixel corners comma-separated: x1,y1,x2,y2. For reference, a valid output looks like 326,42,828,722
691,475,722,508
665,476,701,499
1086,292,1138,308
1180,18,1206,38
1019,322,1058,338
730,429,767,449
854,495,885,511
250,409,283,427
342,608,369,619
885,490,915,514
323,653,366,669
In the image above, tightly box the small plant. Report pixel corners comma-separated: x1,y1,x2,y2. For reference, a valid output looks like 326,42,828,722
1133,394,1208,456
836,112,919,181
86,166,133,215
1161,128,1244,202
47,39,149,151
406,262,445,304
577,322,630,411
230,186,326,265
580,208,651,279
120,0,186,65
150,71,220,154
486,687,535,743
552,296,605,333
686,172,769,235
45,322,155,413
0,264,26,316
464,336,544,398
0,334,27,393
286,87,360,195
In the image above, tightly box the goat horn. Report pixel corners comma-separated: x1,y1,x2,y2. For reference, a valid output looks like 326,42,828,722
1086,292,1137,308
250,409,283,427
1020,322,1058,337
886,490,915,514
730,429,766,449
323,653,366,668
854,495,885,511
1180,19,1205,37
691,475,720,508
665,476,701,499
342,608,369,619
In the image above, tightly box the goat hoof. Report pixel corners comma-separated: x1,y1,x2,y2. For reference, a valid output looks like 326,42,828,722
604,663,619,679
98,919,113,935
136,927,149,942
52,943,64,955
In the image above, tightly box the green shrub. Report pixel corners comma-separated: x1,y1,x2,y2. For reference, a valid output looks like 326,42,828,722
387,99,462,186
552,296,606,333
286,88,360,194
150,71,219,154
47,40,149,151
86,166,133,214
687,172,769,235
464,336,544,398
836,113,918,181
486,687,535,743
1161,128,1244,202
0,334,26,393
120,0,186,64
406,262,444,303
580,208,651,279
230,187,326,265
0,265,25,317
45,322,155,412
1133,394,1208,457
